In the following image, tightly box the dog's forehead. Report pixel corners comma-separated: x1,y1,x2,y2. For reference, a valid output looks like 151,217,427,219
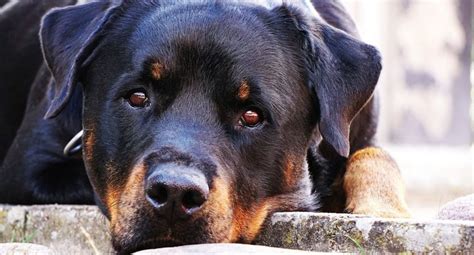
157,0,320,16
161,0,315,9
114,0,320,67
123,2,287,75
94,0,310,108
227,0,319,17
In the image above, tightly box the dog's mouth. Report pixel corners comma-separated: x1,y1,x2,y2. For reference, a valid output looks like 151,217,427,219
111,214,221,254
117,237,187,254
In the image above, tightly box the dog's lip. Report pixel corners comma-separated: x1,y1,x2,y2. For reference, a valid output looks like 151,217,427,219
120,237,186,254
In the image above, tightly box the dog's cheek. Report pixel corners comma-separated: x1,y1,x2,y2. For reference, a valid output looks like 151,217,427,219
229,201,270,243
282,154,307,192
187,172,272,243
83,129,95,164
225,154,310,242
106,171,127,229
83,128,112,205
194,176,234,242
84,128,125,222
109,163,149,241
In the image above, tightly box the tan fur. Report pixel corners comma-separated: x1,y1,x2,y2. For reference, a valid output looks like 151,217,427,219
283,154,306,192
344,147,411,218
195,177,234,241
84,130,122,224
109,163,146,229
237,80,250,100
106,183,121,226
230,202,269,243
283,155,296,189
83,129,95,162
150,62,165,80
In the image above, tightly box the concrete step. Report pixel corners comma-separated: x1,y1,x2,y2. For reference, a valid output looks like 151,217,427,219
0,205,473,254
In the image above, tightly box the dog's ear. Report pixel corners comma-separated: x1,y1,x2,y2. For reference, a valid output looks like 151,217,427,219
311,25,381,157
40,1,121,119
273,6,381,157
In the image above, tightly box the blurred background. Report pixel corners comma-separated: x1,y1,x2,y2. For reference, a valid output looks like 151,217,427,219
340,0,473,217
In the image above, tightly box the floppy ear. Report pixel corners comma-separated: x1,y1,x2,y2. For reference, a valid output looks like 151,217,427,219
40,1,121,119
310,24,381,157
274,6,381,157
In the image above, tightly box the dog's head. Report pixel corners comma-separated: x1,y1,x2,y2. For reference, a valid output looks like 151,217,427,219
40,1,380,253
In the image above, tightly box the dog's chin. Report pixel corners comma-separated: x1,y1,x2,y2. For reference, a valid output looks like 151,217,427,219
113,224,222,254
116,237,190,254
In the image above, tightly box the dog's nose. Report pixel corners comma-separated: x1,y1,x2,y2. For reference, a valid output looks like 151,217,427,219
145,166,209,222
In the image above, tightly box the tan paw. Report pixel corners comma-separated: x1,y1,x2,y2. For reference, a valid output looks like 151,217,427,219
343,147,411,218
346,200,411,218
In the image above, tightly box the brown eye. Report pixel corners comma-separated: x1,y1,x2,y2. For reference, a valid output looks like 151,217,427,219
239,110,261,127
127,91,149,108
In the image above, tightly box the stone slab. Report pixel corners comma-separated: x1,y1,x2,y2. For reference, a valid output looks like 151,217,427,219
257,212,474,253
1,206,473,253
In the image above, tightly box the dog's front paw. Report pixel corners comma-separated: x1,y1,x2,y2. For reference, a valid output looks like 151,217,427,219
343,147,411,218
345,200,411,218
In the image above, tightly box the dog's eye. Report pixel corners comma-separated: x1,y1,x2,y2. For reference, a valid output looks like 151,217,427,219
127,90,150,108
239,110,261,128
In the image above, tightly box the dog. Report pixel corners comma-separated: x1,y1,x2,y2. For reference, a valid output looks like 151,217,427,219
0,0,410,253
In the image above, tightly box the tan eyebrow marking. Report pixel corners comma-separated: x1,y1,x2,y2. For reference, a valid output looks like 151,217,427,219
150,62,165,80
237,80,250,100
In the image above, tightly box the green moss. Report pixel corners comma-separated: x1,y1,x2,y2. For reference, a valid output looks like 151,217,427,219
0,210,7,222
10,230,37,243
345,234,366,255
283,228,295,246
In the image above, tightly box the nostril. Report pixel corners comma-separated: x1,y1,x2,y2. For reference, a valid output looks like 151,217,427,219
182,190,206,210
147,184,168,205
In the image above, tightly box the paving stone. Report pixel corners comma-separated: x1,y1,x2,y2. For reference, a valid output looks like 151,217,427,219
136,244,324,255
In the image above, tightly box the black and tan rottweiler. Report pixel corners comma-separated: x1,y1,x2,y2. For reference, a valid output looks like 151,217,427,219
0,0,410,253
